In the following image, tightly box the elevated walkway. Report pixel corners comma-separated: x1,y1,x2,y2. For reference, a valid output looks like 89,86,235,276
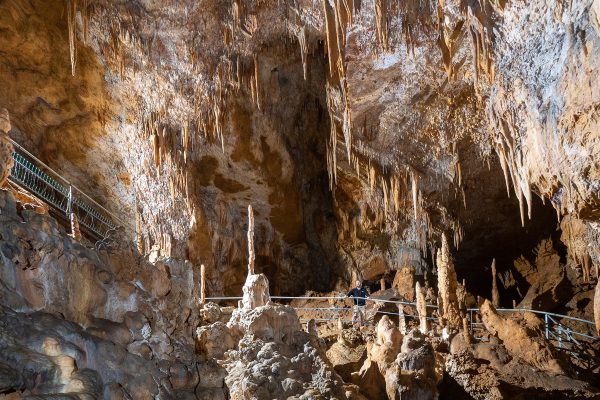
7,137,131,242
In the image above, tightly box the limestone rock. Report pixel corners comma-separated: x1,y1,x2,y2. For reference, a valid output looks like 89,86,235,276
518,239,572,310
480,300,563,374
326,340,366,382
384,329,439,400
241,273,270,310
392,266,415,301
196,321,237,359
369,315,402,367
351,359,386,400
0,108,13,187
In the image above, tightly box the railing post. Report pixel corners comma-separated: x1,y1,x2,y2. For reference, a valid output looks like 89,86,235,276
558,324,563,348
545,313,549,339
470,309,473,333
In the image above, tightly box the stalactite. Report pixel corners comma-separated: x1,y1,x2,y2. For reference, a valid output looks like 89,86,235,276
247,204,255,275
253,54,261,110
411,171,418,223
135,205,143,254
374,0,389,52
497,143,511,197
296,26,309,80
381,177,389,217
67,0,78,77
369,164,376,192
342,103,352,162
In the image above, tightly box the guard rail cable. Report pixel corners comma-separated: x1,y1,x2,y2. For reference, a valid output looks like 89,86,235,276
205,295,599,369
6,137,134,242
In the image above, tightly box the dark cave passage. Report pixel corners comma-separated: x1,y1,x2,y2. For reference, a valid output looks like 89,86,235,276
452,163,562,307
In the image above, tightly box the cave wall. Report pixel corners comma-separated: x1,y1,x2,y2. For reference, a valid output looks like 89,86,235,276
1,0,599,302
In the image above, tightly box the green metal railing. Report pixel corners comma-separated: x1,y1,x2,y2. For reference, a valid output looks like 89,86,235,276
7,138,129,240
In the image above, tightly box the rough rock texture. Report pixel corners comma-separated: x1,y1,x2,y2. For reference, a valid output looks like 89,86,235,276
369,315,403,368
0,108,13,187
437,234,462,328
480,300,563,374
518,238,573,310
385,329,439,400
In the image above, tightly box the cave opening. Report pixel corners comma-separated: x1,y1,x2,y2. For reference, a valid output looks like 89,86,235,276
452,163,563,307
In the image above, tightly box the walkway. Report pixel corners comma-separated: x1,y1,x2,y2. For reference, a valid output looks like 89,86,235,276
206,295,599,370
7,137,130,241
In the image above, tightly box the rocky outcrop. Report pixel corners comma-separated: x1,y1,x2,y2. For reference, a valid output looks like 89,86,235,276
480,300,563,374
385,329,439,400
518,239,573,310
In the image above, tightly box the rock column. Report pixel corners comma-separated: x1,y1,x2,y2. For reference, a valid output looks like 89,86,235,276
437,233,461,328
416,281,428,334
0,108,14,188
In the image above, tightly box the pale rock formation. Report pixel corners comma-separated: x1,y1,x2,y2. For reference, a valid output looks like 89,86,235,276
480,300,563,374
416,281,428,334
392,266,416,301
437,234,462,328
241,272,271,310
369,315,402,367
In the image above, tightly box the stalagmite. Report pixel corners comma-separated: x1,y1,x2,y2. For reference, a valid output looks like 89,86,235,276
380,278,385,291
70,213,81,241
200,264,206,304
462,317,471,345
416,281,428,334
437,233,461,328
491,258,500,307
398,304,406,334
247,204,255,275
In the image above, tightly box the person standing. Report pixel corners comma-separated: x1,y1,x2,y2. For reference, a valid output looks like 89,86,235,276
347,280,369,326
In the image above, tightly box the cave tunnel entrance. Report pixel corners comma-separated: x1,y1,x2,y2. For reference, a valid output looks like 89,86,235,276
452,167,562,307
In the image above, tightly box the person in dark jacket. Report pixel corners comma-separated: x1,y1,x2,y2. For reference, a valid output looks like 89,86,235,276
347,280,369,326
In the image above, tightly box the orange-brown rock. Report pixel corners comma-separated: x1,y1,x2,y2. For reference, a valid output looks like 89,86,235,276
480,300,563,374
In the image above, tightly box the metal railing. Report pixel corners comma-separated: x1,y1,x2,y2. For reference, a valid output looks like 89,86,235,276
205,295,599,367
7,137,131,240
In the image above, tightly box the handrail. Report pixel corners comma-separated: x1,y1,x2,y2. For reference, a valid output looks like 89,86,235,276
204,295,598,341
7,137,131,230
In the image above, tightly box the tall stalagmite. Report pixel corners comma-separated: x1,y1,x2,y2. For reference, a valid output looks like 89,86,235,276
416,281,428,334
491,259,500,307
437,233,461,328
